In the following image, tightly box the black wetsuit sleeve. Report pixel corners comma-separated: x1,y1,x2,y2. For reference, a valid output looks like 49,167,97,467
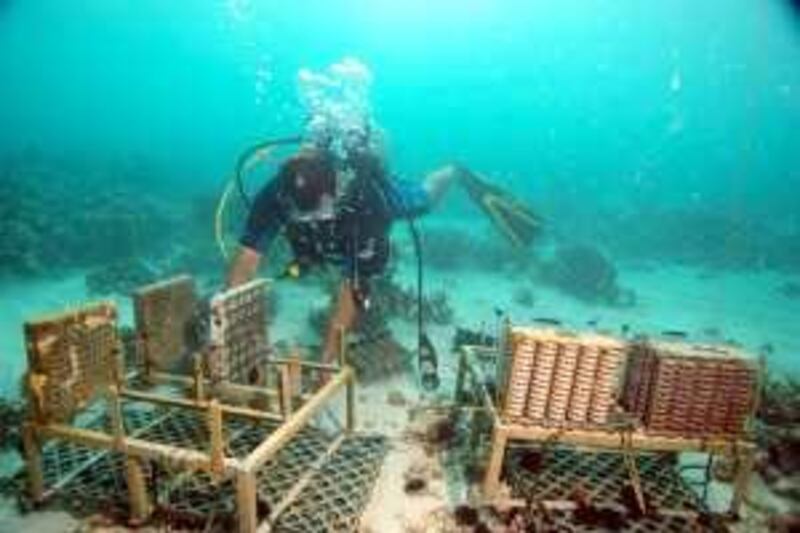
386,178,432,219
239,178,289,252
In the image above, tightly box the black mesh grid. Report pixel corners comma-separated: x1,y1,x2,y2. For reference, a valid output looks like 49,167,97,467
28,406,385,532
506,448,705,512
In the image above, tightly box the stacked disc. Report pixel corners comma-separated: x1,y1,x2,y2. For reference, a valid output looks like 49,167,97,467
588,345,625,425
504,335,536,418
628,340,758,437
569,343,599,423
620,344,658,422
546,341,580,421
526,339,558,420
501,327,627,428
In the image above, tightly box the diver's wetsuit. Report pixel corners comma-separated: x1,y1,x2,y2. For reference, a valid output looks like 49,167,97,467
240,155,429,296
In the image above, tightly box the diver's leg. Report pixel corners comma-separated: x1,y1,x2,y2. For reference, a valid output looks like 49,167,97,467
423,164,467,208
321,280,358,366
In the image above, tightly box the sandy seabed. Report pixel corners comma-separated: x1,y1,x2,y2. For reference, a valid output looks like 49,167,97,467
1,262,798,531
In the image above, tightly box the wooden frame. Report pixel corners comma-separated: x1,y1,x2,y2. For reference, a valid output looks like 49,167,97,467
22,289,358,533
455,345,756,517
24,359,356,532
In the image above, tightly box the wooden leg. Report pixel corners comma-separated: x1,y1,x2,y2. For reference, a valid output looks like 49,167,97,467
208,399,225,478
730,447,756,516
454,349,469,404
345,373,356,433
193,356,206,401
107,386,125,450
22,423,44,502
236,470,258,533
620,430,646,514
623,452,646,514
483,425,509,499
125,457,151,525
469,410,481,451
279,366,293,419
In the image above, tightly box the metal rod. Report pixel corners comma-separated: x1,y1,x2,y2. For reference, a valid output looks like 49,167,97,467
241,368,352,472
267,358,340,372
38,424,240,474
149,371,282,401
119,388,283,422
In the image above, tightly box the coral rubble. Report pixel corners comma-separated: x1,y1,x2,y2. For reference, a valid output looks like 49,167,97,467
84,258,160,296
369,275,454,326
756,376,800,506
421,226,530,272
512,285,536,307
540,243,635,306
778,280,800,300
0,149,180,277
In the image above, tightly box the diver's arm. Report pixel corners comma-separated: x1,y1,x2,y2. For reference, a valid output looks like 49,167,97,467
226,246,263,288
383,165,464,220
227,177,286,288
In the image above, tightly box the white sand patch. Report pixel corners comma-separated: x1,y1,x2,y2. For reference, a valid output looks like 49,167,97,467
2,261,797,530
387,263,800,377
267,279,328,348
356,377,456,533
360,441,449,533
0,506,78,533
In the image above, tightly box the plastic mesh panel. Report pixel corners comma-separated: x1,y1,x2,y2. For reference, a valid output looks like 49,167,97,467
37,438,129,516
272,435,388,532
505,448,705,513
25,303,120,423
133,275,196,373
158,471,238,528
208,279,269,384
255,425,332,503
40,405,167,494
32,402,385,532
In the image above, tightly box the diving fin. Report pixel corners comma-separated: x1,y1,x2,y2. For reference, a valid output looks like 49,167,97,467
418,332,440,391
458,169,542,248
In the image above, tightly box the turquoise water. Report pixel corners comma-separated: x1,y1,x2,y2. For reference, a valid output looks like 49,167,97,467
1,0,799,396
2,1,798,195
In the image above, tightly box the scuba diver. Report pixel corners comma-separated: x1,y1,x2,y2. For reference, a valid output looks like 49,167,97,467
225,133,541,378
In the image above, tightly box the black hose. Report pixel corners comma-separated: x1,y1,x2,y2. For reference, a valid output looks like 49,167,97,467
408,218,424,352
372,174,433,388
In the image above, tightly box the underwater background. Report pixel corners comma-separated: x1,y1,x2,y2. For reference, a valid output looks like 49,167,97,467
1,0,799,401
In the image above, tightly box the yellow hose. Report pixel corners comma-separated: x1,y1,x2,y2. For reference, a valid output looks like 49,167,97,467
215,178,237,260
